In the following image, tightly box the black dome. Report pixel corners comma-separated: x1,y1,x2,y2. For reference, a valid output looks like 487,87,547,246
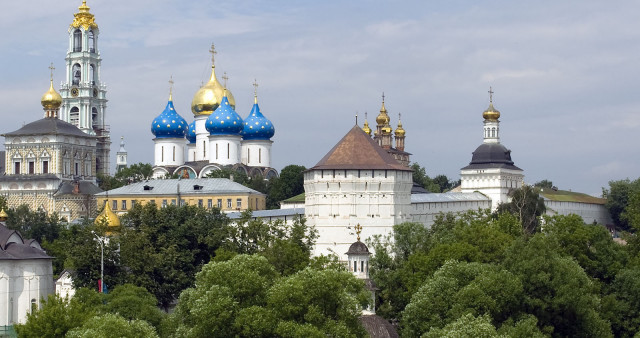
346,241,371,255
461,143,522,170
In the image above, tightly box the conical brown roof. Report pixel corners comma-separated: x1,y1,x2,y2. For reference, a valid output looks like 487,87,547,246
311,125,411,171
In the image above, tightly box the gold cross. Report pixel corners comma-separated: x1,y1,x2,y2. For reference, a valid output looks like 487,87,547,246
365,112,368,121
209,43,217,65
222,72,229,88
354,223,362,241
381,92,385,103
398,112,401,121
168,75,174,97
488,86,494,103
253,79,259,98
48,63,55,81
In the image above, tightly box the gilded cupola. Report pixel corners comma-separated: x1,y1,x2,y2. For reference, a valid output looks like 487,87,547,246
71,1,98,30
191,44,235,116
362,113,371,136
483,87,500,121
95,200,120,227
41,80,63,111
395,114,405,137
376,95,390,125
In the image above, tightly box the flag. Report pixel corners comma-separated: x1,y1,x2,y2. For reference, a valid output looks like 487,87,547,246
98,279,102,293
102,282,108,294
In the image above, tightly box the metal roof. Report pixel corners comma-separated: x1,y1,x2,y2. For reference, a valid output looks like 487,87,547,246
411,191,490,203
96,178,263,196
227,208,305,219
3,118,92,138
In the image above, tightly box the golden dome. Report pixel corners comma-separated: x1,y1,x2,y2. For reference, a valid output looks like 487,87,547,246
395,119,405,137
376,100,390,125
71,1,98,30
41,80,62,110
191,66,235,115
482,103,500,121
95,201,120,227
0,209,7,222
362,120,371,135
382,121,392,134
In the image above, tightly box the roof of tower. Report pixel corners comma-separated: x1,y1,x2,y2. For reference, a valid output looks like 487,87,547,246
95,201,120,227
3,118,91,138
41,80,62,110
483,103,501,121
310,125,411,171
206,94,244,135
461,143,522,171
242,96,275,140
346,241,371,255
71,1,98,30
191,46,235,115
151,99,188,139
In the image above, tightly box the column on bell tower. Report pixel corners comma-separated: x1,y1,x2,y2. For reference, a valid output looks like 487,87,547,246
60,1,111,176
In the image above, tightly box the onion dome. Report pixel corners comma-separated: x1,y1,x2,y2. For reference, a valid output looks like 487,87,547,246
395,119,405,137
95,201,120,227
483,102,500,121
41,80,62,110
187,120,196,144
206,93,243,135
382,121,392,134
191,65,235,116
151,97,188,138
376,99,390,125
362,120,371,135
242,94,274,140
0,209,7,222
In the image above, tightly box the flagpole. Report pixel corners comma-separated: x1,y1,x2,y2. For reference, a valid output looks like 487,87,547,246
91,231,104,293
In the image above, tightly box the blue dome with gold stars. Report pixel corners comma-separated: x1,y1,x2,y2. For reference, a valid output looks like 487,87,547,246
151,99,188,138
242,101,275,140
205,95,243,135
187,120,196,143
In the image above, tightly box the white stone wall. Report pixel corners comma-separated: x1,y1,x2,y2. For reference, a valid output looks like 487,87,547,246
241,140,273,167
544,200,613,226
0,260,54,326
208,135,242,166
304,169,412,258
154,138,185,167
460,167,524,210
411,197,492,227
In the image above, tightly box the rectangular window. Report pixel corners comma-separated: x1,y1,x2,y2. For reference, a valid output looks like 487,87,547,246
247,149,250,164
149,200,155,205
171,199,176,205
215,144,218,160
173,146,176,161
28,161,34,174
259,148,262,163
42,161,49,174
14,162,20,175
227,143,230,159
122,200,127,210
198,199,203,207
207,199,213,209
75,163,79,176
227,199,232,208
162,199,167,207
131,200,136,207
236,198,242,209
217,199,222,208
180,199,185,206
161,146,164,162
112,200,118,210
203,141,206,158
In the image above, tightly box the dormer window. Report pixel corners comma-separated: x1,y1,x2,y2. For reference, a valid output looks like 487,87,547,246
143,185,153,191
193,185,203,191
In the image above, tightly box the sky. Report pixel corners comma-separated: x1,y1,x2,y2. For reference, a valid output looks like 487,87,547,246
1,0,639,196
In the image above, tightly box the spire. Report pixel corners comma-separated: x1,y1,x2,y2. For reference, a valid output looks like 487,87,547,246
253,79,259,104
355,223,362,241
168,75,174,101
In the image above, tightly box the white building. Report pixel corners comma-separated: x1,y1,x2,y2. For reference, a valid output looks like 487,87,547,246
151,47,278,180
0,224,54,327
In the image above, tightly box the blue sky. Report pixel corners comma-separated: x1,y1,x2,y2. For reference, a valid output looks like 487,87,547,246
1,0,639,196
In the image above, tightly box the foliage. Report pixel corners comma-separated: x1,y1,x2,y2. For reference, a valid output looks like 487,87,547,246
266,164,306,209
604,178,640,232
5,204,63,243
422,313,502,338
66,313,158,338
534,179,553,189
15,293,97,338
113,162,153,184
104,284,165,329
497,185,546,234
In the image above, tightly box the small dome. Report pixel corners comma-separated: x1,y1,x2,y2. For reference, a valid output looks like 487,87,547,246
95,201,120,227
242,99,275,140
395,120,405,137
346,241,371,255
376,100,389,125
470,143,514,165
482,103,500,121
151,99,188,138
382,121,392,134
41,80,62,110
191,66,235,115
205,94,244,135
362,120,371,135
187,120,196,144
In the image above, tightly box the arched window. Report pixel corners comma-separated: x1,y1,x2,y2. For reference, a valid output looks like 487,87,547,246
89,64,95,85
92,107,98,128
72,64,81,85
73,30,82,52
70,107,79,126
88,30,95,52
491,127,496,137
31,299,37,313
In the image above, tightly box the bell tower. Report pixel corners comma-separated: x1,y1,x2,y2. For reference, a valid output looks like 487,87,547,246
59,1,111,176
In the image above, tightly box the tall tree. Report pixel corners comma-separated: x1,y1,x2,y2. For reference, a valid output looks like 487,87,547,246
603,178,640,232
497,185,546,234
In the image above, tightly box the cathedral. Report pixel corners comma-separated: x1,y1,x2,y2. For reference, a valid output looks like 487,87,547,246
150,46,278,180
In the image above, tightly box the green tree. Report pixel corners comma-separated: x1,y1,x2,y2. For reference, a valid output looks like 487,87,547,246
205,167,249,185
497,185,546,234
96,172,124,191
266,165,306,208
15,292,97,338
113,162,153,184
104,284,165,330
604,178,640,232
422,314,502,338
66,313,158,338
409,162,439,192
534,179,553,189
5,205,63,243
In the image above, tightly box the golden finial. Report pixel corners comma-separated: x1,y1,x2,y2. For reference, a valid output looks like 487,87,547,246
382,92,385,103
355,223,362,242
253,79,259,104
222,72,229,88
488,86,494,103
483,86,500,121
42,63,62,112
395,112,405,136
209,43,217,66
168,75,174,101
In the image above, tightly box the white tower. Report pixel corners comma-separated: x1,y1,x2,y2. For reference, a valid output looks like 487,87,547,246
460,88,524,210
345,224,376,315
59,1,110,175
151,84,188,168
241,80,275,168
116,136,127,172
